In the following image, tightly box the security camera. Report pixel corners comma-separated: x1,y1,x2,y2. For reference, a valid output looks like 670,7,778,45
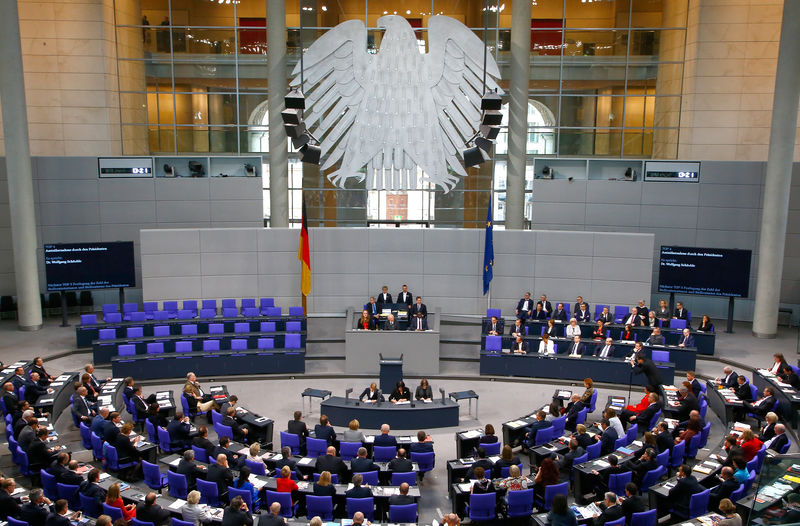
163,164,175,177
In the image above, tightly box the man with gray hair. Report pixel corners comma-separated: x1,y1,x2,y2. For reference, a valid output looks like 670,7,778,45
19,488,51,526
593,492,624,526
716,366,738,388
17,416,38,451
374,424,397,447
767,423,789,452
258,503,285,526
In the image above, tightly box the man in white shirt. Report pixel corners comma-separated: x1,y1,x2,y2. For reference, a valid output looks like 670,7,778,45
516,293,533,319
594,338,614,358
537,294,552,315
568,336,584,357
623,307,643,327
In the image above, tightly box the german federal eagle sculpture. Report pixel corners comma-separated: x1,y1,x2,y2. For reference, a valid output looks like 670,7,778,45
290,15,503,192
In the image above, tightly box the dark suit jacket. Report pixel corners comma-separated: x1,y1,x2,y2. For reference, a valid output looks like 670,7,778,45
28,439,55,470
387,458,413,472
20,502,49,526
287,420,308,447
656,432,673,453
11,375,27,391
709,478,740,509
511,340,529,353
531,310,548,320
410,442,434,454
213,446,238,467
668,475,704,516
508,324,527,336
314,424,336,445
594,504,625,526
167,419,192,447
526,420,552,442
359,388,382,402
646,334,665,346
599,427,618,456
551,309,568,322
566,342,585,356
397,291,413,307
0,491,21,520
345,486,372,499
374,433,398,447
133,395,148,416
72,396,92,421
220,507,253,526
483,319,505,335
633,359,663,387
79,480,107,504
537,300,552,313
576,310,591,322
596,312,613,323
388,495,415,506
207,464,235,496
350,457,378,473
316,454,347,477
565,401,586,431
769,433,789,453
636,403,660,430
516,298,534,316
49,461,83,485
621,495,646,521
3,392,19,415
557,447,586,471
594,344,614,358
192,436,215,456
735,382,753,401
673,309,688,320
31,365,51,385
376,293,393,308
136,503,171,526
24,381,48,404
679,334,695,347
720,372,738,389
411,303,427,318
45,513,71,526
115,433,141,461
676,393,700,422
178,458,206,489
624,314,643,327
628,457,658,484
222,416,247,443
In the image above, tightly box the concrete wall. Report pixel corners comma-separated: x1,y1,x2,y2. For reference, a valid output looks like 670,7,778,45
139,227,654,316
0,156,262,305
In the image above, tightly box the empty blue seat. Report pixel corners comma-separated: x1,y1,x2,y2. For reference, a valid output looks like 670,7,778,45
286,321,302,332
631,510,657,526
130,311,146,322
208,323,224,334
231,339,247,351
485,335,502,352
202,299,217,312
177,310,194,320
98,328,116,340
102,303,118,315
614,306,629,323
175,341,192,353
651,350,669,362
391,471,417,486
221,299,236,310
346,498,374,522
104,312,122,323
257,338,274,349
153,310,169,321
222,308,238,317
507,488,534,518
167,471,188,499
260,321,276,332
285,334,301,349
289,306,304,316
486,308,501,318
146,342,164,354
241,299,256,311
259,298,275,311
202,340,220,352
199,309,216,319
234,322,250,333
80,314,97,325
183,300,198,315
163,301,179,318
118,344,136,357
242,307,259,317
389,504,417,523
143,302,158,319
373,446,396,462
126,327,143,338
181,324,198,335
280,431,300,455
153,325,170,337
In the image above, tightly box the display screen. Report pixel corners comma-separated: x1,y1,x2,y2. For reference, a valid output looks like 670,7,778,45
658,245,752,298
44,242,136,291
644,161,701,182
98,157,154,178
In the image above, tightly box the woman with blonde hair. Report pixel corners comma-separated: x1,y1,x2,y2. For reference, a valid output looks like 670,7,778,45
495,465,528,491
182,490,212,526
717,498,742,526
342,419,365,442
313,471,336,497
246,442,261,462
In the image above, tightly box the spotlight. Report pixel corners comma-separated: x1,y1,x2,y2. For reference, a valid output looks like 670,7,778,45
481,91,502,111
188,161,205,177
300,142,321,164
463,145,490,167
163,164,175,177
244,163,257,177
479,124,500,140
481,110,503,126
281,108,303,125
284,89,306,110
475,136,493,153
291,131,312,149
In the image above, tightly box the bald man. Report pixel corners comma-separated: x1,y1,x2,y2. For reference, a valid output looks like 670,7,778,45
315,446,347,479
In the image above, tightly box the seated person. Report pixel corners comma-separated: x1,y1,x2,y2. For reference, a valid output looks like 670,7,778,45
345,474,372,499
678,328,695,348
222,408,249,443
565,319,581,338
524,411,552,444
564,395,586,432
508,335,528,354
470,466,495,494
667,464,704,518
646,311,658,327
389,381,411,403
698,315,714,332
646,327,664,346
516,293,534,319
623,308,643,327
388,483,415,506
555,439,586,472
314,415,336,445
673,302,688,321
566,336,585,357
744,387,776,419
596,307,613,324
387,449,413,472
374,424,397,447
592,321,605,340
493,445,521,478
544,319,559,338
575,302,591,322
167,412,192,449
359,383,381,403
382,313,399,330
410,430,434,453
594,337,614,358
538,295,552,315
531,304,548,320
312,471,336,497
551,304,568,322
532,458,560,499
538,333,555,355
619,324,634,341
483,316,503,335
342,419,366,443
356,310,375,330
415,379,432,401
593,492,625,526
464,448,494,481
509,318,526,338
350,447,377,473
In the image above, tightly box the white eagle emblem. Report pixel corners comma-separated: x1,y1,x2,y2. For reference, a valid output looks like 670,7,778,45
290,15,503,192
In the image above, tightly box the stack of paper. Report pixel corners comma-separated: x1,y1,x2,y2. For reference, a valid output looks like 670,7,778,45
461,430,481,439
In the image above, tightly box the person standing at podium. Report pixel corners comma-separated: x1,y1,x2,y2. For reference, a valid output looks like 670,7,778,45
359,383,381,403
377,286,392,310
410,297,428,331
397,285,413,309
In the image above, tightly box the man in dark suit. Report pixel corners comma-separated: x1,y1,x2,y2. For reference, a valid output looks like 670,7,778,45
351,447,378,473
2,382,20,416
632,354,663,388
556,439,585,472
621,483,647,521
20,489,50,526
686,372,703,398
316,446,347,479
673,302,688,321
177,450,206,490
397,285,413,309
624,448,658,485
509,319,526,338
387,449,413,472
274,446,304,481
136,493,171,526
28,428,58,471
259,503,285,526
345,474,372,499
596,307,613,324
0,479,21,520
655,422,673,452
631,394,660,433
709,467,739,511
103,412,122,445
623,308,643,327
374,424,397,447
531,304,548,320
167,412,192,449
524,411,552,444
383,314,399,330
79,469,107,505
483,316,503,336
551,303,568,322
716,367,738,389
767,424,789,452
48,453,83,485
678,328,695,348
516,293,534,319
645,328,665,346
567,336,585,357
71,386,94,425
18,419,38,451
132,386,149,416
314,415,336,445
122,377,135,401
207,454,235,500
575,304,591,323
214,437,240,467
376,286,393,310
192,425,215,456
45,499,78,526
222,408,249,443
510,336,528,354
636,301,649,320
745,387,776,419
221,496,252,526
410,297,427,330
388,483,414,506
10,367,27,391
91,408,108,440
593,492,624,526
668,464,705,518
594,338,615,358
537,295,553,315
410,431,434,453
24,373,49,404
365,297,379,321
734,375,753,402
573,297,589,318
564,395,586,432
597,419,618,456
675,387,700,422
287,411,309,450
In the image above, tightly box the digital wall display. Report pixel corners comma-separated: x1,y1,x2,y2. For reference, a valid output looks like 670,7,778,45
98,157,154,178
644,161,700,182
658,245,752,297
44,242,136,291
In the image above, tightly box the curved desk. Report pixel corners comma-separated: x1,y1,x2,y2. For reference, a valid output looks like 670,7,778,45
479,351,675,386
320,396,459,429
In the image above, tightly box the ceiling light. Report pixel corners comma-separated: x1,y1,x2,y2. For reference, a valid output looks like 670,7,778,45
321,5,327,10
406,9,411,14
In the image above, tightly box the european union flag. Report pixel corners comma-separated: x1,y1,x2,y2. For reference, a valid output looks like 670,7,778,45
483,198,494,295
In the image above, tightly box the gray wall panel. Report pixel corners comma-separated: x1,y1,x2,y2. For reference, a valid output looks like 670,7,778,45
640,183,699,206
154,179,211,201
639,205,698,229
140,229,200,254
536,231,594,256
38,180,98,203
99,201,156,224
424,252,481,276
585,204,641,227
201,276,258,299
201,252,258,275
141,254,201,277
368,229,423,252
586,181,643,204
369,252,422,275
532,203,585,226
199,229,258,253
40,202,100,226
98,179,156,202
494,230,536,254
156,201,211,223
210,201,263,223
41,225,101,243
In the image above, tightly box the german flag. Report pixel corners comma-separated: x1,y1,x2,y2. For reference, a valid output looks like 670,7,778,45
298,197,311,296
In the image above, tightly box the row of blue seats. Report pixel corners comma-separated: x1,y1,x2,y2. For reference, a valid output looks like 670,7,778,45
93,299,303,322
116,336,301,356
83,305,303,325
97,321,303,341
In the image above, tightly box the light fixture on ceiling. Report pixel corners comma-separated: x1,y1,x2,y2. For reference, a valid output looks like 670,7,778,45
321,5,327,11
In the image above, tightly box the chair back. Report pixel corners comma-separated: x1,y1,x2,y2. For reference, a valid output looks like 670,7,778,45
8,519,28,526
102,503,124,522
286,321,302,332
211,410,223,426
625,426,637,445
285,333,301,348
175,341,192,352
191,445,209,463
289,306,304,316
468,493,496,521
686,434,701,459
40,469,58,499
481,442,502,456
605,518,626,526
91,432,104,460
699,422,711,448
648,409,662,430
729,483,746,503
56,482,80,509
265,491,294,519
507,488,534,518
80,314,97,325
228,486,252,510
132,519,155,526
534,426,555,447
614,437,627,450
699,398,708,420
79,493,102,517
118,344,136,357
576,408,588,426
631,509,658,526
411,452,435,473
127,327,144,338
340,441,361,460
306,495,334,521
234,322,250,333
245,458,267,476
258,338,275,349
146,342,164,354
389,503,418,523
214,423,233,441
586,441,602,460
486,308,501,318
98,328,116,340
656,449,669,468
485,335,502,352
688,489,710,519
157,427,176,453
391,471,417,486
608,471,632,496
744,470,757,492
671,319,687,330
373,446,396,462
614,306,629,323
167,471,188,499
588,390,598,413
145,419,157,442
670,440,686,468
172,520,194,526
79,422,92,449
542,482,569,511
550,416,567,437
209,323,225,335
143,460,166,490
231,339,247,351
346,498,375,521
651,350,669,362
640,465,666,491
203,340,220,352
280,431,301,455
196,478,220,507
306,437,327,458
361,471,379,485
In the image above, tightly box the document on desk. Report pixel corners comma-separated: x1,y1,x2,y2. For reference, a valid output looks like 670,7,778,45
461,430,481,439
168,499,186,511
394,401,410,405
169,458,180,467
156,391,170,399
458,483,472,492
298,457,314,465
507,420,528,429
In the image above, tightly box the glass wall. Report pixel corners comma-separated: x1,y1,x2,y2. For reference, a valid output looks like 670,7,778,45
115,0,687,227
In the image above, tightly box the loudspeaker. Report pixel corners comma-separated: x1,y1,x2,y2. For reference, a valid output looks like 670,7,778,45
463,146,490,167
281,108,303,126
300,143,321,164
481,110,503,126
285,89,306,109
480,124,500,140
481,92,502,111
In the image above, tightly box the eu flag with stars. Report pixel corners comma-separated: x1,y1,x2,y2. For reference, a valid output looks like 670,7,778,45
483,198,494,295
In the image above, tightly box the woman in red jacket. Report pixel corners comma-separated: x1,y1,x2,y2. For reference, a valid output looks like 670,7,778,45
276,465,299,495
106,483,136,521
738,429,763,462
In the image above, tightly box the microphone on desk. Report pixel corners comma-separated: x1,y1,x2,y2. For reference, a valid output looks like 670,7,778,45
439,388,446,404
345,388,353,404
376,390,382,406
